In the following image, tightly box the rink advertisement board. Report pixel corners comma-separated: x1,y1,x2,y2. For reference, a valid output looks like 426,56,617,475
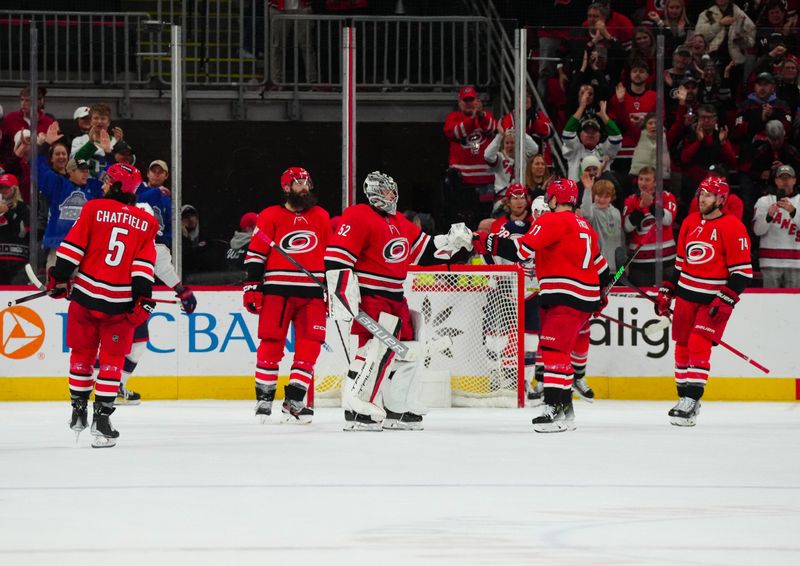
0,288,797,401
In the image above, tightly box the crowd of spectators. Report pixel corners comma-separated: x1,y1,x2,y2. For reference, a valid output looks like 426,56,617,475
0,87,248,285
442,0,800,288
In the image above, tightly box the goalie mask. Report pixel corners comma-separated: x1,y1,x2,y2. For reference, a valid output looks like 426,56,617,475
364,171,398,215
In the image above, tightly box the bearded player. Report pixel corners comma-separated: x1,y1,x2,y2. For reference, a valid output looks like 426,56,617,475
243,167,330,424
654,175,752,426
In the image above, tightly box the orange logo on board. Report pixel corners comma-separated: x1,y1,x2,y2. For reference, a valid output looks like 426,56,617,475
0,306,46,359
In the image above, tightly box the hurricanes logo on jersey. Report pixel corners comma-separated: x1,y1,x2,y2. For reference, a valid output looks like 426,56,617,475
280,230,318,253
383,237,410,263
686,242,715,264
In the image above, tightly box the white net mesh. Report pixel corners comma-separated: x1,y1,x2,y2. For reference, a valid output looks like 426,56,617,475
313,265,523,408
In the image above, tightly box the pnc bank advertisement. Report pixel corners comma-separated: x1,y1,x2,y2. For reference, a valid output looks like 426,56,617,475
1,289,797,400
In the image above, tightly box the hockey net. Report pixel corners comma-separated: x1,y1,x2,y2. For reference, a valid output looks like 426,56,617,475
312,265,525,408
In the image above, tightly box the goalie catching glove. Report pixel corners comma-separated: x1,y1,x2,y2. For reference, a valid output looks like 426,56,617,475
433,222,474,260
326,268,360,321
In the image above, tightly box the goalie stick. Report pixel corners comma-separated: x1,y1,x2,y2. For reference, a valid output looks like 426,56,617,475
252,229,409,358
617,269,770,375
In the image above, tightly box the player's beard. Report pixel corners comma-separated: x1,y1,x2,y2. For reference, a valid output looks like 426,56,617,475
286,190,317,211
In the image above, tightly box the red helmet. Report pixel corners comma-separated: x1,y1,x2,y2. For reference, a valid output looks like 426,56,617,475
280,166,312,191
104,163,142,194
506,182,528,199
697,175,730,208
545,177,579,206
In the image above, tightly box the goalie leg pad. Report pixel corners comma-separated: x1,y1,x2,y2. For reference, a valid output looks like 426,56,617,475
383,343,428,416
342,312,401,421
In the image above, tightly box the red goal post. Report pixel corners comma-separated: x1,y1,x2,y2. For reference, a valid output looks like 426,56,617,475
311,264,526,408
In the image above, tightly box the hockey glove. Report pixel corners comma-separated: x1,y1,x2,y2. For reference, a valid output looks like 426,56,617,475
708,287,738,323
654,281,675,317
472,232,498,256
174,284,197,314
593,293,609,318
243,282,263,314
127,298,156,327
46,267,71,299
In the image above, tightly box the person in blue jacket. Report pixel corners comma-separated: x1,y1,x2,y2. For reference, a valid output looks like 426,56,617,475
37,155,103,268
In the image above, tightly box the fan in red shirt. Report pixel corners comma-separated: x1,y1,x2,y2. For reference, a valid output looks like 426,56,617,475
475,178,611,433
654,176,753,427
47,163,156,448
242,166,330,424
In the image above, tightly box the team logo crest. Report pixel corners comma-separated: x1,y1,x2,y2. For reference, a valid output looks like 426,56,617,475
686,242,715,264
382,237,409,263
280,230,318,253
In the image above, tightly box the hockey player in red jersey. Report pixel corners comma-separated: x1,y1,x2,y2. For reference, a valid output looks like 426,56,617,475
654,176,752,426
243,167,330,423
47,163,157,448
474,178,611,432
325,171,473,431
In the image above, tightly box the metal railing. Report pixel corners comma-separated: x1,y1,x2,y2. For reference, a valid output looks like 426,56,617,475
0,10,151,86
267,13,492,90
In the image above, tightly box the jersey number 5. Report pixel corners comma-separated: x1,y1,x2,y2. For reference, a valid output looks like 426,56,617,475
105,227,129,267
579,233,591,269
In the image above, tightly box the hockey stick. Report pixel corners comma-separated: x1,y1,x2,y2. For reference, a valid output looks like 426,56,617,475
252,229,409,358
620,277,770,375
601,228,658,299
25,263,45,290
8,289,55,306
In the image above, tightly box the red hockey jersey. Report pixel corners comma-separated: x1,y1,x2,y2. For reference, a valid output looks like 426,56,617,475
674,212,753,304
444,109,497,185
325,204,431,300
622,191,677,263
245,205,330,298
514,211,608,312
55,198,157,314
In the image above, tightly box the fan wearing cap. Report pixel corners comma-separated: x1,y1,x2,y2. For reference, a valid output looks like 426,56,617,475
475,178,611,432
654,175,752,427
444,85,498,228
73,106,92,136
753,164,800,288
225,211,258,275
561,85,622,181
243,166,330,424
733,71,792,159
35,151,104,269
134,161,172,247
0,173,30,284
47,163,158,447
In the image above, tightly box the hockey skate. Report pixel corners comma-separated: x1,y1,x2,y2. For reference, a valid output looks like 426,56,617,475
343,410,382,431
116,385,141,406
562,401,577,431
572,378,595,402
527,380,544,405
281,399,313,424
382,408,424,431
69,398,88,442
254,386,276,423
90,403,120,448
532,403,568,433
669,397,700,427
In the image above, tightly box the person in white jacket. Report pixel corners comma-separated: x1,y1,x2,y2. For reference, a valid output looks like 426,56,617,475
483,128,538,213
752,164,800,288
694,0,756,66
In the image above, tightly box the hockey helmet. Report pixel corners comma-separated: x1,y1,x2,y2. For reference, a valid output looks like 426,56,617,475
363,171,398,215
505,182,529,199
697,175,729,208
531,195,549,215
280,166,312,192
545,178,579,206
105,163,142,194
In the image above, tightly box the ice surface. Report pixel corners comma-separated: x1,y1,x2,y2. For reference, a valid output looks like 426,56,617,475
0,401,799,566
